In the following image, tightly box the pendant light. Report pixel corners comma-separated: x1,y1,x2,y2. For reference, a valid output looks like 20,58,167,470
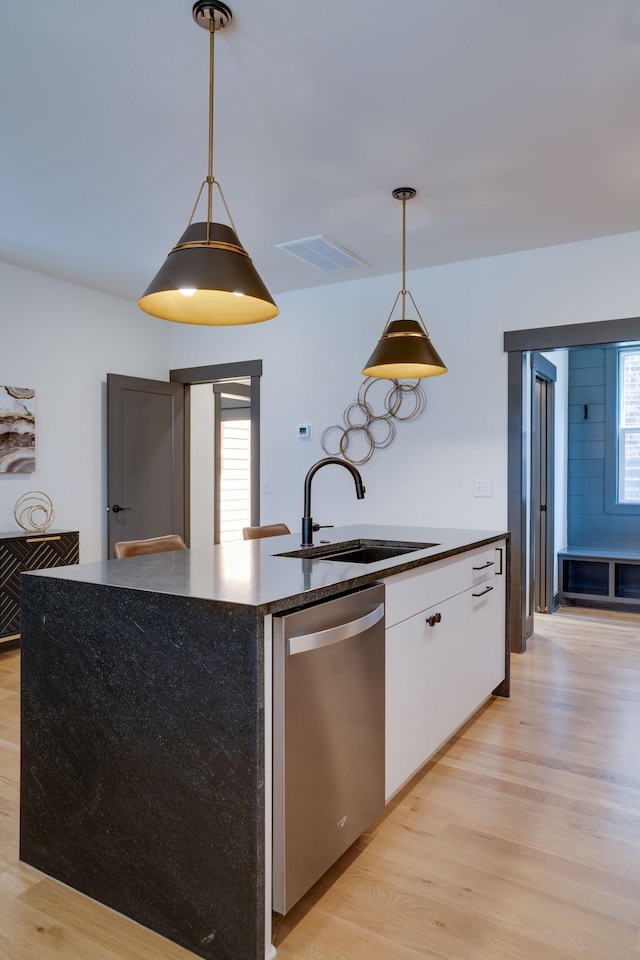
362,188,447,379
138,2,278,326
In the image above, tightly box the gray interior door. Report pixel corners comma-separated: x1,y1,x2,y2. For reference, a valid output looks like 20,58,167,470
107,374,185,557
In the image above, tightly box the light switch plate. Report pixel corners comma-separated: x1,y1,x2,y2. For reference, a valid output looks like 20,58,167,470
473,479,492,498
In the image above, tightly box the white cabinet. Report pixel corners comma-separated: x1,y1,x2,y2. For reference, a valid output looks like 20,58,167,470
385,592,464,797
385,540,507,801
462,576,503,708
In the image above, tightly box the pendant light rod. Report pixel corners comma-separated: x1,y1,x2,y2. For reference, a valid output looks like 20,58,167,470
207,20,215,228
400,195,407,316
193,2,231,237
392,187,416,318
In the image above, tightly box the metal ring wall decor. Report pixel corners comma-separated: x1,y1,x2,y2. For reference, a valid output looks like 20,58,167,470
14,491,55,532
321,377,427,465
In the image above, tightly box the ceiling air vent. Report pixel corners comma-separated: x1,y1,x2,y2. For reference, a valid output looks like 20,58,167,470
275,235,367,273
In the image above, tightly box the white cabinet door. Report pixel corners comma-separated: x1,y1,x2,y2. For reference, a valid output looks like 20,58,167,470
462,576,504,708
421,593,469,762
385,593,464,800
386,608,429,799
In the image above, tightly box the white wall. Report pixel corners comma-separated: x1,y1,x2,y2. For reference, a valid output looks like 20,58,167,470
0,261,171,560
171,230,640,539
4,227,640,564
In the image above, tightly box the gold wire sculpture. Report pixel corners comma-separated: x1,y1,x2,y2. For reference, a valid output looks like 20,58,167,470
14,491,55,532
321,378,427,465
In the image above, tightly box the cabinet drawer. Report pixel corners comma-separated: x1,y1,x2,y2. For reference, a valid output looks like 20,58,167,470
385,554,465,627
466,546,497,586
385,543,500,627
1,533,78,570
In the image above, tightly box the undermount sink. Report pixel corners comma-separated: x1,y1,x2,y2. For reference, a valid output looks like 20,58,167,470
274,539,439,564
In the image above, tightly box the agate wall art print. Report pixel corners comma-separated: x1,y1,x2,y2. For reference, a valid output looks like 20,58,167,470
0,386,36,473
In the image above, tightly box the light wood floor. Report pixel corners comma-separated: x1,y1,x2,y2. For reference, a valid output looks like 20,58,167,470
2,607,640,960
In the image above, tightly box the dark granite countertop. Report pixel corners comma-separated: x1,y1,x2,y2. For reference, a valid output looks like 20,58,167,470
25,524,508,615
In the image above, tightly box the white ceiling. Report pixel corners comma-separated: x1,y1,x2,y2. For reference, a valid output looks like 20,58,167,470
3,0,640,304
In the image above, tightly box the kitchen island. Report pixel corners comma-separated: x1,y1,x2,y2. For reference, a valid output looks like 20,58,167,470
19,525,509,960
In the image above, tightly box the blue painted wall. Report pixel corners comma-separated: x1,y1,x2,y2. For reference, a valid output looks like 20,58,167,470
567,347,640,550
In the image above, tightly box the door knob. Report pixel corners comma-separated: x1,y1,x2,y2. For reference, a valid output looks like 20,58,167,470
111,504,131,513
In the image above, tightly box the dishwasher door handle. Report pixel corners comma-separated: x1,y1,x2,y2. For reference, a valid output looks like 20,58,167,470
287,603,385,656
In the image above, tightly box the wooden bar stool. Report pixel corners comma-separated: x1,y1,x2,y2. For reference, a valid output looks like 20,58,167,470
114,534,187,558
242,523,290,541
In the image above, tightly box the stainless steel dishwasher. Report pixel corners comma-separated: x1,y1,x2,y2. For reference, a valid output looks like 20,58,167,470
272,583,385,915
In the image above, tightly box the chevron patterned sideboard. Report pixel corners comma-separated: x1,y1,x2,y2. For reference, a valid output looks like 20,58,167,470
0,531,79,649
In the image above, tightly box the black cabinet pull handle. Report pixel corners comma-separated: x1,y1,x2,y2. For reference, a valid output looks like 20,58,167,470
426,612,442,627
111,504,131,513
472,560,494,570
472,585,494,598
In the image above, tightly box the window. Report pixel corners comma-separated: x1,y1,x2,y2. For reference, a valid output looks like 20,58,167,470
617,348,640,504
605,345,640,515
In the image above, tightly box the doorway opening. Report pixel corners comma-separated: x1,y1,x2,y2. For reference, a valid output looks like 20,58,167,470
188,378,254,545
171,361,261,547
505,315,640,654
214,380,252,543
107,361,261,557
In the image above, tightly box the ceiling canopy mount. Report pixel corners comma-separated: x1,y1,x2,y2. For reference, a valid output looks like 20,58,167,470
391,187,416,202
192,1,232,31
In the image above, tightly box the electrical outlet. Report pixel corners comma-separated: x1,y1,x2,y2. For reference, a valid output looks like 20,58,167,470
262,478,272,494
473,479,492,498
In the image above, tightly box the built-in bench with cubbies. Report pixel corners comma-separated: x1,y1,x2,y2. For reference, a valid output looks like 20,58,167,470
558,548,640,609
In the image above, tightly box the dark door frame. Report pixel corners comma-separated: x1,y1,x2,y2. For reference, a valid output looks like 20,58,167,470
530,352,556,632
170,360,262,542
505,316,640,654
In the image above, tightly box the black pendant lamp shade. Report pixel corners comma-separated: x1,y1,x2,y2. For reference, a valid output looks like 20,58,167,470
138,1,278,326
362,188,447,379
138,222,278,326
363,318,447,379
